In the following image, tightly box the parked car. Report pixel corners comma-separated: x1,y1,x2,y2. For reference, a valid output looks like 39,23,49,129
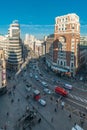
41,81,48,87
43,88,52,94
55,86,68,96
63,84,73,90
38,99,46,106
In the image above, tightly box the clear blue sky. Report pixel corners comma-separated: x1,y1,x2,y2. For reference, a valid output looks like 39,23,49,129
0,0,87,39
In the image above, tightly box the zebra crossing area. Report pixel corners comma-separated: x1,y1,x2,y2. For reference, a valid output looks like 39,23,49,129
68,93,87,105
63,94,87,128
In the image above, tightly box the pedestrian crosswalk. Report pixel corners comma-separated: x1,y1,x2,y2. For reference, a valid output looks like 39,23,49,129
69,93,87,104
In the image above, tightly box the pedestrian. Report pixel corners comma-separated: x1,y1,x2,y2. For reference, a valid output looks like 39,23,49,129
32,106,35,110
38,118,41,123
7,112,9,116
26,106,29,112
8,91,11,95
68,114,71,119
51,117,53,122
50,96,53,101
4,124,7,130
13,85,16,90
61,101,65,110
18,98,20,102
54,108,57,112
13,91,15,96
74,122,76,126
11,99,14,103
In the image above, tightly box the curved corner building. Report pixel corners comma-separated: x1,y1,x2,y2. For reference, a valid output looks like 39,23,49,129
6,20,23,71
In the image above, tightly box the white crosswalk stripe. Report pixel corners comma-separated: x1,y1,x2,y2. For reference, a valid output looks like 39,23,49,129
69,93,74,98
69,93,87,104
74,95,79,100
78,97,84,102
83,99,87,103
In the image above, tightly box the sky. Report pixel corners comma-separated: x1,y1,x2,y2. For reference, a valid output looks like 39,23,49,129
0,0,87,39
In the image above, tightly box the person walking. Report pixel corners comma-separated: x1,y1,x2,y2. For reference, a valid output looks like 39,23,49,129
61,101,65,109
68,114,72,119
54,108,57,112
7,112,9,116
51,117,53,122
38,118,41,123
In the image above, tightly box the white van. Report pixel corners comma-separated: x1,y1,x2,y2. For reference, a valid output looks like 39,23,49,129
64,83,72,90
72,124,84,130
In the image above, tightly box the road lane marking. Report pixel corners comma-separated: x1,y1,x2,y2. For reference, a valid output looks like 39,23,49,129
66,98,86,109
69,93,87,104
79,97,84,102
83,99,87,103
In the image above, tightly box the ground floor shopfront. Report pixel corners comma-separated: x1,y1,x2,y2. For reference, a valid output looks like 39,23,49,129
46,60,76,77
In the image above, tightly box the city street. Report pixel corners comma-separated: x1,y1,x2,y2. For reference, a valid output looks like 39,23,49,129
0,73,84,130
0,51,87,130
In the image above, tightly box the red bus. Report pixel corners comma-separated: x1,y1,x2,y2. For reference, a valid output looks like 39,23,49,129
55,86,68,96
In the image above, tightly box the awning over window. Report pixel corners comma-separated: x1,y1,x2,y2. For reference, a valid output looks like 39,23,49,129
51,66,68,72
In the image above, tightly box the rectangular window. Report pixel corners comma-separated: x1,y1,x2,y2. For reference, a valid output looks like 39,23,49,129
62,28,64,31
57,60,59,64
71,63,73,67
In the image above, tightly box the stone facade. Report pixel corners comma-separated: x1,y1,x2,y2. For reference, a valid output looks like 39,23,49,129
0,48,6,93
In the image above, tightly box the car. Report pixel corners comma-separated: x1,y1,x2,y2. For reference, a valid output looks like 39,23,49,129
35,75,39,81
33,89,40,101
41,81,48,87
55,86,68,96
38,99,46,106
43,88,52,94
72,124,84,130
52,79,57,83
80,76,83,81
63,84,73,90
29,73,33,78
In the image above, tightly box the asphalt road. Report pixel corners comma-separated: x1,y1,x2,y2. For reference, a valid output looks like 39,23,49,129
0,52,87,130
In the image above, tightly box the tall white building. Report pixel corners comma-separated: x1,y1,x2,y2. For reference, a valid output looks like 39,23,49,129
24,34,44,56
24,34,35,50
6,20,23,70
8,20,20,38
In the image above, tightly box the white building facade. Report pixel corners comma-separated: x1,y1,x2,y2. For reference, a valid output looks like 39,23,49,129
6,20,23,70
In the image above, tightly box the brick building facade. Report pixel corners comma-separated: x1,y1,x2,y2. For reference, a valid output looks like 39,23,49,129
53,13,80,76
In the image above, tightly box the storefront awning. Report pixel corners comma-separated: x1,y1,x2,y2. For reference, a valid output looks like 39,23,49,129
51,66,68,72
